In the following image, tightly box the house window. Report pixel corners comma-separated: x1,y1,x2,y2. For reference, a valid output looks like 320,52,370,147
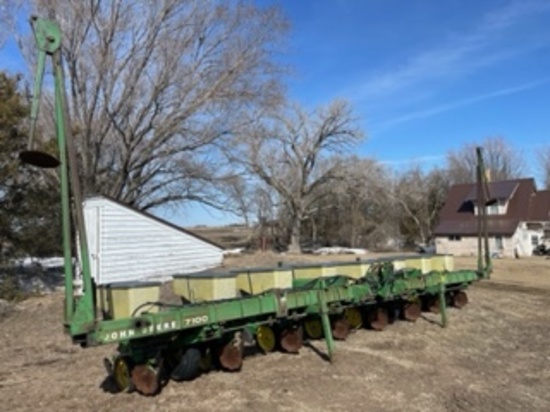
531,236,539,247
448,235,462,241
495,236,503,250
477,200,508,216
487,203,499,215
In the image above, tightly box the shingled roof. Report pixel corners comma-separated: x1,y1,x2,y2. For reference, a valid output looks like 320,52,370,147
433,178,550,236
529,189,550,221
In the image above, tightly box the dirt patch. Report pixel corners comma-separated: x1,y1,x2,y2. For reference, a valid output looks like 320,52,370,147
0,256,549,411
0,298,15,320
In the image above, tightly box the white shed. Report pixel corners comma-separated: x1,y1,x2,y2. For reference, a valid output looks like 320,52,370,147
82,196,224,285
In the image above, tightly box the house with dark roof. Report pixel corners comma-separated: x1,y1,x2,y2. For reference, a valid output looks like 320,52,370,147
433,178,550,257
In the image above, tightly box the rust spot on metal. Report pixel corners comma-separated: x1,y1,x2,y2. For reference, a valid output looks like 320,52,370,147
131,365,159,396
369,308,389,331
453,291,469,308
403,302,421,321
218,341,243,371
429,297,441,314
332,318,350,340
280,326,303,353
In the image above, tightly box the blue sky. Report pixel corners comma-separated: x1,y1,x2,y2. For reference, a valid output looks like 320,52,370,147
190,0,550,225
272,0,550,164
2,0,549,226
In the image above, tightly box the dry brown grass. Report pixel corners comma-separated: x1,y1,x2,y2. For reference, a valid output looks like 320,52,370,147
1,255,549,411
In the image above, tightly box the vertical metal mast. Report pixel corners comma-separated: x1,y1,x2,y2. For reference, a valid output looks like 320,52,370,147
475,147,492,278
21,17,95,332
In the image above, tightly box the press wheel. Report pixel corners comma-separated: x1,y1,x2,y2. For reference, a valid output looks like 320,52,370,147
304,317,323,339
113,356,134,393
344,307,363,329
256,325,276,353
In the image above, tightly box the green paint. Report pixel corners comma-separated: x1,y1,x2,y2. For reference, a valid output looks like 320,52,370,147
27,17,75,323
318,288,335,361
27,17,96,330
439,274,447,328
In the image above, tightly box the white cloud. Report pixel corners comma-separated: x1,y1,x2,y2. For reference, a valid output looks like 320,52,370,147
380,154,445,166
355,0,550,99
377,78,549,130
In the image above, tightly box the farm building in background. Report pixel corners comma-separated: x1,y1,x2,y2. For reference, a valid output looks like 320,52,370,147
83,196,224,285
434,179,550,257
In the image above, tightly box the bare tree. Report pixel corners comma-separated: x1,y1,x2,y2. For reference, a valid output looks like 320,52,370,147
0,0,22,47
306,157,395,249
538,146,550,190
446,136,525,184
341,158,397,248
231,100,364,253
391,166,449,245
23,0,288,211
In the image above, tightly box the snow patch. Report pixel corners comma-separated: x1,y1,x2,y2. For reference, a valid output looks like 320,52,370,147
13,257,65,269
223,248,245,256
312,247,368,255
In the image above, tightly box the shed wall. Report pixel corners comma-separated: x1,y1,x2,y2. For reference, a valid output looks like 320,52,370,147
83,198,223,284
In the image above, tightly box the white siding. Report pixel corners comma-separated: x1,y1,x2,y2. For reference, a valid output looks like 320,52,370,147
435,221,548,258
435,236,480,257
512,222,544,257
435,235,515,257
83,197,223,285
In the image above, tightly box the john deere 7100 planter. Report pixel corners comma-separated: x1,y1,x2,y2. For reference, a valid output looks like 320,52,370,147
20,17,492,396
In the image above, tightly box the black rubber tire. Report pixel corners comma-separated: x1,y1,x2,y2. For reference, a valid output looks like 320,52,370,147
170,347,202,381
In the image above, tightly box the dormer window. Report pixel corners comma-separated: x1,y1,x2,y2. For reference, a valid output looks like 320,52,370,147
465,181,517,216
477,199,508,215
